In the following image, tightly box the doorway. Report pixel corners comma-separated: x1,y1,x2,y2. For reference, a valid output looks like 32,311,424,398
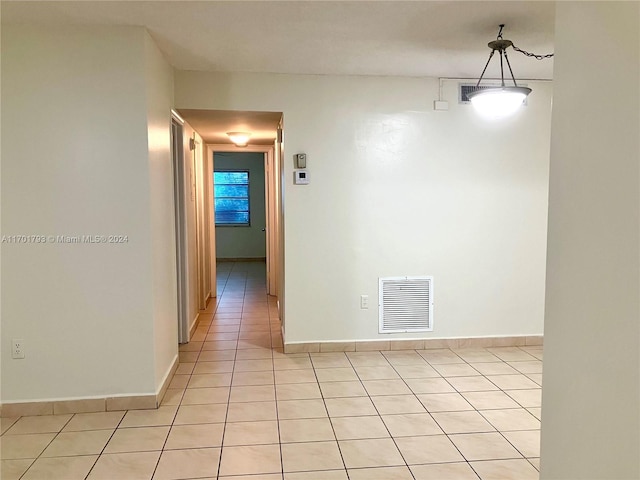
171,109,285,345
208,145,279,298
213,152,266,260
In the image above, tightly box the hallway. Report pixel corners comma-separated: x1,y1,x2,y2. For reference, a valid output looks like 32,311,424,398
1,261,542,479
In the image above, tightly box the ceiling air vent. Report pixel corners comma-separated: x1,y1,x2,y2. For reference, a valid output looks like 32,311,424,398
459,83,528,104
379,276,433,334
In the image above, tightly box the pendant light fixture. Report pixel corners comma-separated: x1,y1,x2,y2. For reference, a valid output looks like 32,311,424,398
227,131,252,147
468,24,553,118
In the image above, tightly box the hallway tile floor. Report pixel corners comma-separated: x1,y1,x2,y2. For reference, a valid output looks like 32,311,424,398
1,262,542,479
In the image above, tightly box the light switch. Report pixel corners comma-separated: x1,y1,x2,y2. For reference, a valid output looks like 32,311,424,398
294,153,307,168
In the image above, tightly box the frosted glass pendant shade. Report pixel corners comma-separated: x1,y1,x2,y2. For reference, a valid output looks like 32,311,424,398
227,132,252,147
468,86,531,118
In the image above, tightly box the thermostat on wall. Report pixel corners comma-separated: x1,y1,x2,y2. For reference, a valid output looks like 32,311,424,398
294,169,309,185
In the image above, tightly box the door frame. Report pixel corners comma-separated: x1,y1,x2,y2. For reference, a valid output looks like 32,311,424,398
207,144,278,297
170,111,190,343
191,133,210,310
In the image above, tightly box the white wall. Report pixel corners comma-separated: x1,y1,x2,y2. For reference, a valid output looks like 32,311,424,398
540,2,639,478
144,32,178,390
175,72,552,343
1,25,175,402
214,152,267,259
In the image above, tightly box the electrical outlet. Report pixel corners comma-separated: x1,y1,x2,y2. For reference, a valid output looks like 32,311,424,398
360,295,369,309
12,339,25,359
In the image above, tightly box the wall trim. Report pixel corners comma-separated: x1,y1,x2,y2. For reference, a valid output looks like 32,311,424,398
283,335,543,353
1,355,180,418
155,354,180,407
189,313,201,339
0,337,541,417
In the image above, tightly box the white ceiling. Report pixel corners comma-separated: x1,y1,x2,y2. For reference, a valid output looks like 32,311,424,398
2,1,555,145
2,1,555,79
177,109,282,145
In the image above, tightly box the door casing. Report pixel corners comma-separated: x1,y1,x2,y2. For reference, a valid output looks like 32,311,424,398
171,112,190,343
207,144,279,297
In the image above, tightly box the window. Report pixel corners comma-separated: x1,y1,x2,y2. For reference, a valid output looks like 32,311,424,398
214,170,250,226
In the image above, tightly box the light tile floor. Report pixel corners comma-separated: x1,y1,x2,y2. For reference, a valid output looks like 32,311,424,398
1,261,542,479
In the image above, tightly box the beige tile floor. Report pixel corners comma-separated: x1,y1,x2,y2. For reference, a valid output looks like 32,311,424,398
1,261,542,479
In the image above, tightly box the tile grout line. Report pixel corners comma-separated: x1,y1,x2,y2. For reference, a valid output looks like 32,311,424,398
215,263,248,478
271,317,285,479
168,263,234,479
388,349,532,478
343,351,417,479
313,351,351,479
16,409,77,479
265,274,286,480
438,348,538,476
381,349,462,480
436,353,509,480
83,410,129,479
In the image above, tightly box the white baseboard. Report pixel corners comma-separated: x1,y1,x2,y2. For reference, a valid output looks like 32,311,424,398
284,335,543,353
1,354,181,418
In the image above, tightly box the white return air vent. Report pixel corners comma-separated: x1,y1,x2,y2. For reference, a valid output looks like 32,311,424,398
379,276,433,334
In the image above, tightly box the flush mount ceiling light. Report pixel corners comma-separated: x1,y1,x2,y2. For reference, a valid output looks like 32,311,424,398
468,24,553,119
227,131,252,147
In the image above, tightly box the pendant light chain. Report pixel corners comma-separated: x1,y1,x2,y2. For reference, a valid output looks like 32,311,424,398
511,44,554,60
499,22,554,60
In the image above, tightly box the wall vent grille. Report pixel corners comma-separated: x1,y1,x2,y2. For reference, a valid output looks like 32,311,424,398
379,276,433,333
